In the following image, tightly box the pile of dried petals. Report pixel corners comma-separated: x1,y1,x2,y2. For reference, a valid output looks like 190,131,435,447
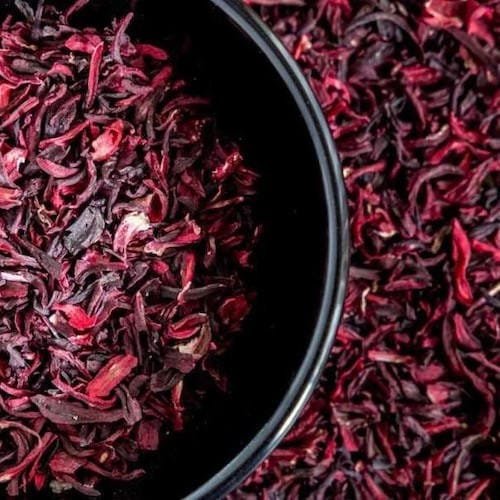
0,1,258,496
237,0,499,498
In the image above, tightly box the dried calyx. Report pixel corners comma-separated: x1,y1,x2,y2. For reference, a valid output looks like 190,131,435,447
238,0,500,498
0,0,259,496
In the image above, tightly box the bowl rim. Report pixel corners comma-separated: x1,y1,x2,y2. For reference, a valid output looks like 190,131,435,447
188,1,350,498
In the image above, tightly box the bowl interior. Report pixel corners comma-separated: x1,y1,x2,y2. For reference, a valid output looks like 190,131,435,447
0,1,332,498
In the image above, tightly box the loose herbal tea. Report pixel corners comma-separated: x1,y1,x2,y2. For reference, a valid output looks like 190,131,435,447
0,0,258,496
237,0,499,499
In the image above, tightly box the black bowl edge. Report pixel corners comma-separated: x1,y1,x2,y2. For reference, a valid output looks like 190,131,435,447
188,1,350,499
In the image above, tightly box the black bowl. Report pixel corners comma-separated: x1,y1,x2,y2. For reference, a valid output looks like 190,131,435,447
1,0,349,498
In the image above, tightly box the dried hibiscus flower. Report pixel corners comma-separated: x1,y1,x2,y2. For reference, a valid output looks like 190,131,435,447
0,0,259,496
237,0,500,499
